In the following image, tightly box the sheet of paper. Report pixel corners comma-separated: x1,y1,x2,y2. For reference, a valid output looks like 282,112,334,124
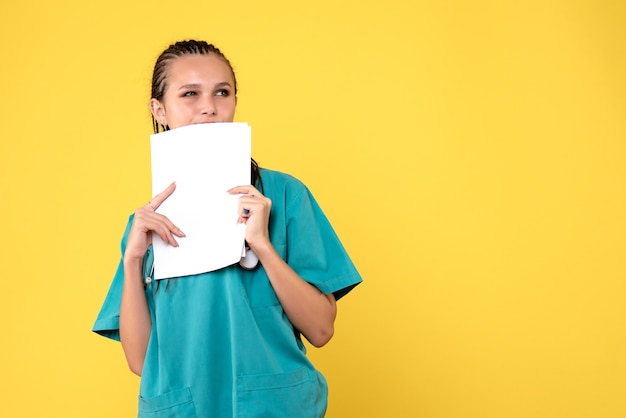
150,122,251,280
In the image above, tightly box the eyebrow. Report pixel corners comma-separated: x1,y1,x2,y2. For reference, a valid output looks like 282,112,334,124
177,82,233,91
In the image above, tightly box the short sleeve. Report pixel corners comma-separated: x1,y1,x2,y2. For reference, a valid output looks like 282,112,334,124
92,215,134,341
285,185,362,300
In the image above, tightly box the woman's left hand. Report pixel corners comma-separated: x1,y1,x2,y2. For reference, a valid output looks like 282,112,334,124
229,184,336,347
228,185,272,248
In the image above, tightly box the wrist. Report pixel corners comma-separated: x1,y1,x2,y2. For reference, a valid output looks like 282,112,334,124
124,256,143,267
249,239,277,261
123,257,145,284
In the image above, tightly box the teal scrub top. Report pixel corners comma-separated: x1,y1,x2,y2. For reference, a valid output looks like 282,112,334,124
93,169,362,418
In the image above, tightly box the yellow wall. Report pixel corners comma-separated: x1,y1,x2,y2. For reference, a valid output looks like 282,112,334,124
1,1,625,417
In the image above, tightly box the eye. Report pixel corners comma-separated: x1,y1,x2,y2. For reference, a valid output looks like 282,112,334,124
182,91,198,97
215,89,230,97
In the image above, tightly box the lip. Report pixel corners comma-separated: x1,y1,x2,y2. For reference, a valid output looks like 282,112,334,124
195,120,225,125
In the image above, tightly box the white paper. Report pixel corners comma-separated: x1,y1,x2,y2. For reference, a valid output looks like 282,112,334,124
150,122,251,279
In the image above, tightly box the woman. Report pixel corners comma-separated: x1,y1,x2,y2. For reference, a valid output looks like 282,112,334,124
93,40,362,417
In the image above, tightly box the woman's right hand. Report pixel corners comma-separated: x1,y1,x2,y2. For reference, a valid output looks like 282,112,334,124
122,184,182,375
124,182,186,262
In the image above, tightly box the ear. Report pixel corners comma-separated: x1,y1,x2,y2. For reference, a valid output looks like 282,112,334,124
150,98,167,126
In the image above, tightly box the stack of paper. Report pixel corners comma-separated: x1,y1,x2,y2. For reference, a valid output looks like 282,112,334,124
150,122,251,280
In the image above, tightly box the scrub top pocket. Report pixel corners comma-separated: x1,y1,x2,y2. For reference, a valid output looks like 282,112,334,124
235,367,327,418
138,387,197,418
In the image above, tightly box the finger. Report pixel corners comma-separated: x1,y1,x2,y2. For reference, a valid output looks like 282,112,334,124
150,182,177,210
154,213,186,238
228,185,262,197
137,210,186,245
151,219,185,246
153,225,179,247
239,194,258,217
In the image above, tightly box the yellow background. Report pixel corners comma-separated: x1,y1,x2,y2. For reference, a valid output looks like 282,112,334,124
1,0,625,417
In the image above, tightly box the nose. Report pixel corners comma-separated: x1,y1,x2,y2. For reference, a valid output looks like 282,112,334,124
201,95,216,116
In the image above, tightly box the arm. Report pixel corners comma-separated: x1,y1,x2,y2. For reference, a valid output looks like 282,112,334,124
254,242,337,347
229,186,337,348
119,183,185,375
120,257,151,376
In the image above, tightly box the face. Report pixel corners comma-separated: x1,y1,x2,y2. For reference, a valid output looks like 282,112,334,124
150,54,237,129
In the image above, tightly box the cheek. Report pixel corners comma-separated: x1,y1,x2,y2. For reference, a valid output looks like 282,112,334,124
221,101,237,121
168,104,196,126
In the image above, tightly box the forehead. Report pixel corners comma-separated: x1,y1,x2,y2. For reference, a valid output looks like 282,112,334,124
166,54,234,86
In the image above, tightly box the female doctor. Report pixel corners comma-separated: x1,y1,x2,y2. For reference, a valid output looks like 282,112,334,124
93,40,362,418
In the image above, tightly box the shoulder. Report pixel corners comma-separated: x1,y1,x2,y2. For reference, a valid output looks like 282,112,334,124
259,168,309,196
259,168,318,213
259,168,305,187
119,213,136,251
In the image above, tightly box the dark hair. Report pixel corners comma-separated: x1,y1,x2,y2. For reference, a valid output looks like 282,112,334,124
150,40,262,192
